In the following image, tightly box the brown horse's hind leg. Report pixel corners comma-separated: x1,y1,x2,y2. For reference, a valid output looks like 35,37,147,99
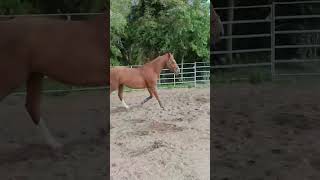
118,84,129,109
141,88,153,105
149,87,164,110
109,81,118,94
25,73,62,149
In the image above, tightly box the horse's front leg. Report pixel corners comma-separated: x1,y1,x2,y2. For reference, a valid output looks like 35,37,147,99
118,84,129,109
150,87,165,110
25,73,62,149
141,88,153,105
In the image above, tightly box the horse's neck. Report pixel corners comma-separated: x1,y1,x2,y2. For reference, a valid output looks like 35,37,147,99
146,56,167,75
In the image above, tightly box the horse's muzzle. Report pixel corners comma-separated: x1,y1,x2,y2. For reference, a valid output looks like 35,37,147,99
175,68,180,76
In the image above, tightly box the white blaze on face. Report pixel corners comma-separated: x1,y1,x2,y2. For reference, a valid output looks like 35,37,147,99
176,63,180,73
173,59,180,75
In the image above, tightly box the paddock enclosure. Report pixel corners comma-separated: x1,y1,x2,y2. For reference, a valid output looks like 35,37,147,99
212,1,320,179
212,1,320,81
110,88,210,179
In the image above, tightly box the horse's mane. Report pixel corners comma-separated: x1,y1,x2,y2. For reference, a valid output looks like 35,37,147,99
144,53,169,65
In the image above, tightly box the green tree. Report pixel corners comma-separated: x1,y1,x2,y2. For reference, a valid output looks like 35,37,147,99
118,0,210,65
0,0,34,14
161,0,210,63
110,0,131,65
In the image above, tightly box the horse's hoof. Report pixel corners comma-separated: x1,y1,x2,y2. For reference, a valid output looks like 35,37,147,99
125,106,130,110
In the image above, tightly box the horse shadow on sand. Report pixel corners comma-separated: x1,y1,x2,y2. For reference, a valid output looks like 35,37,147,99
0,132,107,166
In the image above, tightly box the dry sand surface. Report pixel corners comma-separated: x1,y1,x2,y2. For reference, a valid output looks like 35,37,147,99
110,88,210,180
212,82,320,180
0,90,108,180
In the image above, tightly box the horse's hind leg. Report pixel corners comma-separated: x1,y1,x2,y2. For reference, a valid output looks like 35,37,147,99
25,73,62,149
141,88,153,105
118,85,129,109
109,79,118,95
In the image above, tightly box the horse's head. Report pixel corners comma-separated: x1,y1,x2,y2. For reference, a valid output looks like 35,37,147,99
165,53,180,76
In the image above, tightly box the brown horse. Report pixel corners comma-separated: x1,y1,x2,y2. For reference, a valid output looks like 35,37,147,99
110,53,179,110
211,3,224,65
211,3,224,44
0,13,108,149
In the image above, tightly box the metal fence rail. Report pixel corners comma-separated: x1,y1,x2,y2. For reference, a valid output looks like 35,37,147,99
0,12,103,20
118,62,210,88
212,0,320,79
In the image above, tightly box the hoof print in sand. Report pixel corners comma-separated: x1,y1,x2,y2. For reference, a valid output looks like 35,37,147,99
150,122,184,133
129,140,166,157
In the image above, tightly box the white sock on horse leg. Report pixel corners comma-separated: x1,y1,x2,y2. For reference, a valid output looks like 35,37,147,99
37,118,62,148
121,99,129,109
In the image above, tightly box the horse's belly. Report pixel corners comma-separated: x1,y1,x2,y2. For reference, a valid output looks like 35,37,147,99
45,65,108,86
123,77,146,89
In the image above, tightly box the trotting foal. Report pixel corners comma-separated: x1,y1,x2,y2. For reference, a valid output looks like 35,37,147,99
110,53,180,110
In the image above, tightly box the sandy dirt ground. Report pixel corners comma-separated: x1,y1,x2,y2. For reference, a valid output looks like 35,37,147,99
5,82,318,180
110,88,210,180
0,90,108,180
212,82,320,180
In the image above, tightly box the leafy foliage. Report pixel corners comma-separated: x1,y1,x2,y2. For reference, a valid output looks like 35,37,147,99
0,0,210,66
111,0,210,65
110,0,131,66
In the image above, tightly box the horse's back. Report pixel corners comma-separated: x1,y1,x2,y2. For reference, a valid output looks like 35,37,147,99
0,14,108,100
111,67,141,79
110,67,147,89
17,16,106,86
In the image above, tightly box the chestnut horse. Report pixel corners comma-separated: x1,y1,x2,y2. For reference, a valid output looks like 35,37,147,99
110,53,179,110
211,2,224,65
0,13,108,149
211,4,224,44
